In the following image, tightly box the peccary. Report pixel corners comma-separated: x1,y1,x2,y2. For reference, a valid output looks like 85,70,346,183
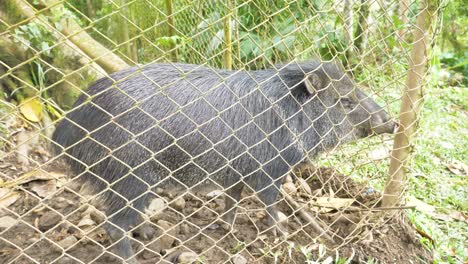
52,61,395,262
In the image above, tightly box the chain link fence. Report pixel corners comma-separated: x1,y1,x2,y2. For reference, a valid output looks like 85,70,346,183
0,0,442,263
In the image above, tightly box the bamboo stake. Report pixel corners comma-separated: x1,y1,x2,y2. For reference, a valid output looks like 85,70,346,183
382,0,438,207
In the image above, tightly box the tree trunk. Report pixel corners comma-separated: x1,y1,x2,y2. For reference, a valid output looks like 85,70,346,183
120,0,134,64
12,0,125,73
398,0,409,37
382,0,439,207
343,0,353,47
86,0,95,18
223,0,233,70
39,0,129,73
2,1,108,108
0,36,36,102
353,0,369,54
164,0,176,61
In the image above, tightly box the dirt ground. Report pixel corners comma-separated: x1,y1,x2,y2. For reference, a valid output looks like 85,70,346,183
0,130,432,263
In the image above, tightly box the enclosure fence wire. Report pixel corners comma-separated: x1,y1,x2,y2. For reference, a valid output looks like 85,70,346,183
0,0,442,263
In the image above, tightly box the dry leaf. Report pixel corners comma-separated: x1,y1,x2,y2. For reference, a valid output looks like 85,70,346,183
20,98,43,123
78,217,96,228
0,189,20,208
0,216,17,229
445,160,467,176
407,197,466,222
368,147,390,160
297,178,312,195
30,180,57,198
1,170,65,188
448,211,468,222
311,197,355,213
407,196,436,214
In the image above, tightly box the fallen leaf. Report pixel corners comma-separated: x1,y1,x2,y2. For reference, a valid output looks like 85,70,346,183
311,197,355,213
0,189,20,208
445,160,467,176
1,169,65,188
78,217,96,228
20,98,43,123
297,178,312,195
0,216,17,229
368,147,390,160
407,197,467,222
29,180,57,198
407,196,436,214
447,211,467,222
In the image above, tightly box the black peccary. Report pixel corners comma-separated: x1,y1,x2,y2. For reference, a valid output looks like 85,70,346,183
52,61,395,262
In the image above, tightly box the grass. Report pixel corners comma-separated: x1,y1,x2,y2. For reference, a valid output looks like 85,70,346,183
408,81,467,263
314,64,467,263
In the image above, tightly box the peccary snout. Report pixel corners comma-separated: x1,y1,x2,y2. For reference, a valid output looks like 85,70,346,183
369,108,397,135
344,89,396,138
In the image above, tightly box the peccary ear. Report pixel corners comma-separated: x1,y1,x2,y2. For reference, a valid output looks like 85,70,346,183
304,73,322,95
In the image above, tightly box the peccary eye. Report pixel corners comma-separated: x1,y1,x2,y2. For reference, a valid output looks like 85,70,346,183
340,97,353,107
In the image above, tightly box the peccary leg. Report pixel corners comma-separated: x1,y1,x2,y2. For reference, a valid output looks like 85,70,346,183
257,183,288,236
105,222,139,264
103,195,147,263
222,183,244,228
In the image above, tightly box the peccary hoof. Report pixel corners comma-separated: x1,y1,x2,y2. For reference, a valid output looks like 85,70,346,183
263,223,289,238
133,223,155,240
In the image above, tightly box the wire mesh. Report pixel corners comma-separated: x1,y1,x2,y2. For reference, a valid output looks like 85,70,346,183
0,0,442,263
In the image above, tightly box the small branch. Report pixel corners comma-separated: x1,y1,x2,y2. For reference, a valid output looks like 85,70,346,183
283,192,335,243
311,205,416,212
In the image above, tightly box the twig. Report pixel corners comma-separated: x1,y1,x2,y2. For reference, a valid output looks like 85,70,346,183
309,204,417,212
283,192,335,243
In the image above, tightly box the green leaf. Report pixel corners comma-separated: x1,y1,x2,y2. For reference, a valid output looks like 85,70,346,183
239,32,262,59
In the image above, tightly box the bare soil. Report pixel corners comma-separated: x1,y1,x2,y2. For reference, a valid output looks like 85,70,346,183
0,139,432,264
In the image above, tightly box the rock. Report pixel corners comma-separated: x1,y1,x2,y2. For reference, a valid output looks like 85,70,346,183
282,182,297,195
176,252,198,263
297,178,312,195
0,216,17,229
155,187,165,195
57,236,78,249
172,197,186,211
77,217,96,228
56,256,74,264
255,211,266,219
232,254,248,264
284,174,293,183
134,222,155,240
157,220,178,249
195,207,213,218
38,211,62,231
277,211,288,224
179,223,190,235
146,198,166,216
206,190,223,199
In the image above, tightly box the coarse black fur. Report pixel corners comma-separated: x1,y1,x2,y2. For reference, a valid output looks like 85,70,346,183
52,61,395,262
